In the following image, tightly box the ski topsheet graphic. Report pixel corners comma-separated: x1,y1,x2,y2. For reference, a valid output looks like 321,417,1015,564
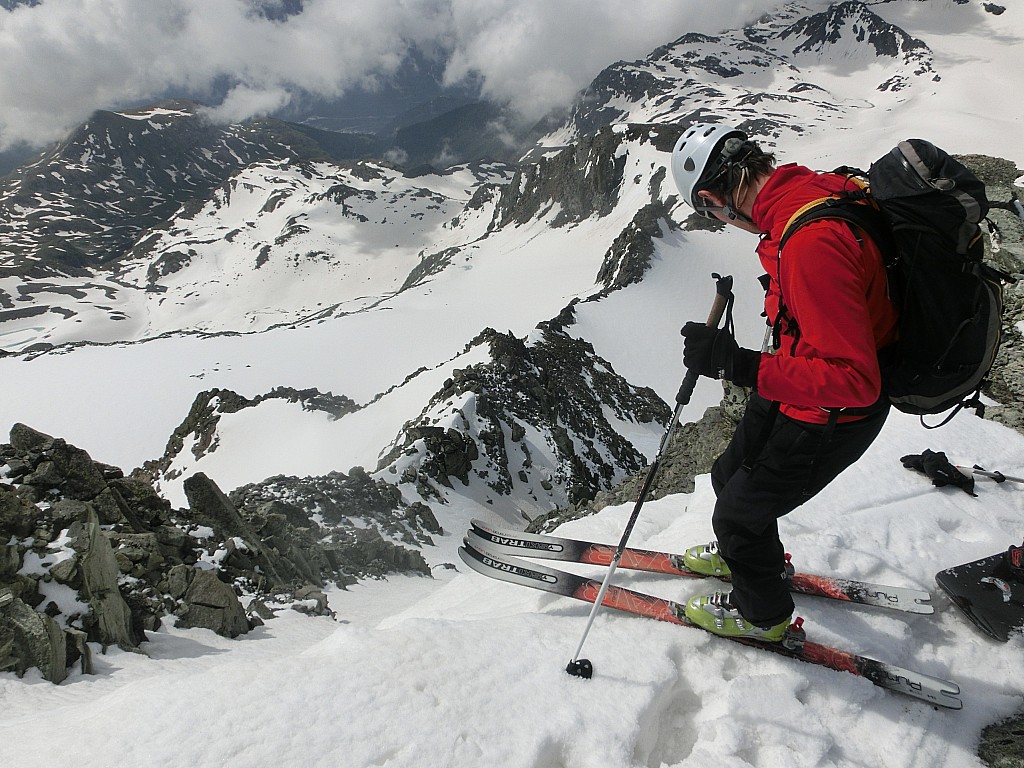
460,540,962,709
468,519,934,614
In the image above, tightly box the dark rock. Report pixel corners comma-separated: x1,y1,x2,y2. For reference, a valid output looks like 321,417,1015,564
531,384,745,531
406,502,442,535
186,472,340,588
64,627,93,675
331,528,430,577
0,485,38,539
108,532,165,578
0,544,20,580
46,440,107,501
596,200,675,292
165,563,193,600
957,155,1024,436
380,325,670,511
23,460,63,490
247,599,276,621
407,427,480,487
292,585,332,617
68,510,138,649
184,473,261,545
0,597,67,683
490,128,628,230
90,486,143,528
231,468,436,566
15,484,47,504
9,423,54,454
44,499,92,530
107,477,172,526
176,569,251,638
980,711,1024,768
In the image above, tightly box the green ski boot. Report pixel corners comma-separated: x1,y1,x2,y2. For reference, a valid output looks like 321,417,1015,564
684,591,790,642
683,541,731,576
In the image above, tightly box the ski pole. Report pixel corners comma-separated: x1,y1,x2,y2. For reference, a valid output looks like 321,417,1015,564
960,465,1024,484
566,273,735,678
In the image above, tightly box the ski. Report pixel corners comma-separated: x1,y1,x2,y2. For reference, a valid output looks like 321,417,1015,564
469,519,933,614
936,547,1024,642
459,541,962,709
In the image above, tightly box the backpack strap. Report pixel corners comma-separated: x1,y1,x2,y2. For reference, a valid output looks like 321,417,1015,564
754,189,890,476
779,196,890,261
775,191,893,338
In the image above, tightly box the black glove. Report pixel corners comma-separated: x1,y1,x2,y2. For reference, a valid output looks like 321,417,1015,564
900,450,976,496
680,322,760,388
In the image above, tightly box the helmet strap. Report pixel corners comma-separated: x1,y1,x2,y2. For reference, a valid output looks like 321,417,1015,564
721,162,755,225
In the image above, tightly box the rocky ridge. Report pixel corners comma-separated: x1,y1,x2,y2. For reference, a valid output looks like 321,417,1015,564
137,386,360,492
0,423,432,684
376,324,671,517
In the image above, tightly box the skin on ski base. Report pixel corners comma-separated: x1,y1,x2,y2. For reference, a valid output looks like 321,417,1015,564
458,542,961,710
468,520,934,614
936,552,1024,642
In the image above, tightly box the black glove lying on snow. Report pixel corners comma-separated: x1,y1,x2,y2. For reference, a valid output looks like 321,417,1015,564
901,449,976,496
680,323,760,389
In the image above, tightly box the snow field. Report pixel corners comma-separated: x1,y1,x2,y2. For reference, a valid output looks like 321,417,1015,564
5,414,1021,768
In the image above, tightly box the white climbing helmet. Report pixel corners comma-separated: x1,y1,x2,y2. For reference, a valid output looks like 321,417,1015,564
671,124,749,218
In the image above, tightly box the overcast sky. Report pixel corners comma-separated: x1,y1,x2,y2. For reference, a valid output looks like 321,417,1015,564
0,0,770,150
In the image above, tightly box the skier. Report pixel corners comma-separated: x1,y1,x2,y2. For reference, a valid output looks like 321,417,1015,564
671,124,899,641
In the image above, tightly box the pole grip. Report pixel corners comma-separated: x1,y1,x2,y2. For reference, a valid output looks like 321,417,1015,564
676,273,734,406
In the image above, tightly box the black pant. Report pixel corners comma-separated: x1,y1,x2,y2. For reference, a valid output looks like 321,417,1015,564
710,394,889,626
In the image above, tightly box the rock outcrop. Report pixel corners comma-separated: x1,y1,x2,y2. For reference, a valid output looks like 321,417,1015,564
379,324,671,513
0,423,432,683
962,154,1024,434
138,386,359,494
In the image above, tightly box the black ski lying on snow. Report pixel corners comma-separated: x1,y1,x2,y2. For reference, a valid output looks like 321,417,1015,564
468,519,934,614
936,547,1024,642
459,541,962,709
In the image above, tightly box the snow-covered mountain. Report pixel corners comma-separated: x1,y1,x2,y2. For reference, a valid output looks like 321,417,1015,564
2,1,1024,766
0,101,381,273
552,0,933,145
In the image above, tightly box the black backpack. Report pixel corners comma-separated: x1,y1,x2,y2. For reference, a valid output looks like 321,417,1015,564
778,139,1012,427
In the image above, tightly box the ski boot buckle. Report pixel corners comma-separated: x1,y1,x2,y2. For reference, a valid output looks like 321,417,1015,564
782,617,806,650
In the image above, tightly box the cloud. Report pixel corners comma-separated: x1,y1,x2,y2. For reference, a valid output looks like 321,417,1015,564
0,0,772,150
199,86,293,125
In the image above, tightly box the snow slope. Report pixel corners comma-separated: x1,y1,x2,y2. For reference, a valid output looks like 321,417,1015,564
2,411,1022,768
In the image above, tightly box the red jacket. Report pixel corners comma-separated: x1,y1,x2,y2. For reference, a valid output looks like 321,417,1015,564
751,164,899,424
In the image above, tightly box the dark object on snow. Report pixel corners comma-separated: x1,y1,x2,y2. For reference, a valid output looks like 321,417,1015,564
936,545,1024,642
565,658,593,679
901,449,976,495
